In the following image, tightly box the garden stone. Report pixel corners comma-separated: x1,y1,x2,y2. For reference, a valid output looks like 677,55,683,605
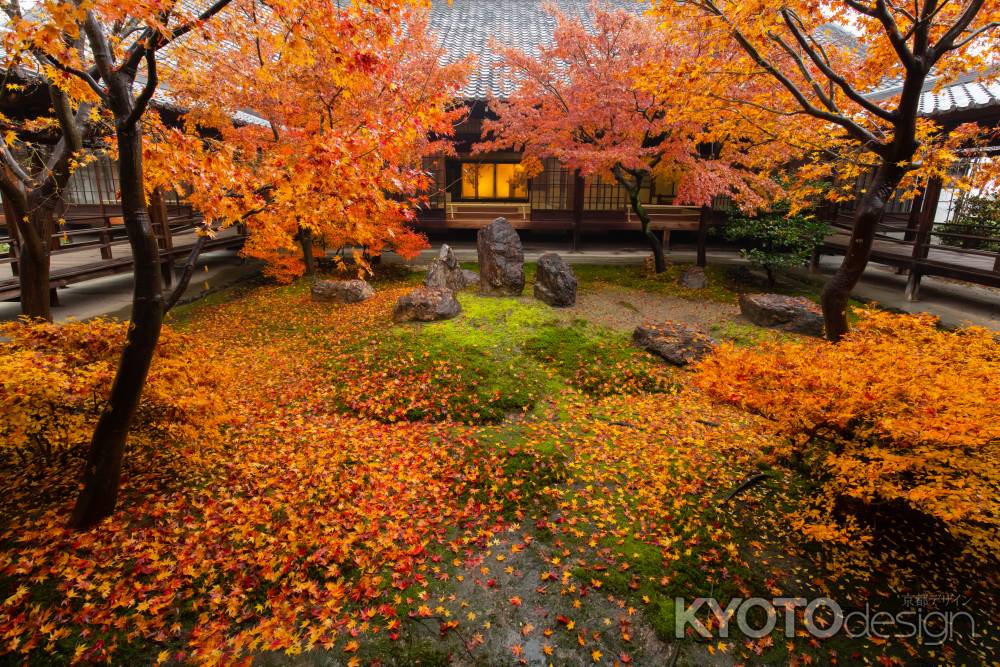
311,279,374,304
633,322,716,366
533,252,577,307
477,217,524,296
462,269,480,287
679,266,708,289
393,287,461,322
424,244,468,291
739,293,824,336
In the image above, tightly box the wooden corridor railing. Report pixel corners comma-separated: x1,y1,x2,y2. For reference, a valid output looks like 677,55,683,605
820,177,1000,299
0,198,246,304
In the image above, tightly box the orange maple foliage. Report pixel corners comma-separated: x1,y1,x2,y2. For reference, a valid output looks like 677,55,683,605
478,4,777,272
0,319,231,464
148,0,469,282
694,309,1000,555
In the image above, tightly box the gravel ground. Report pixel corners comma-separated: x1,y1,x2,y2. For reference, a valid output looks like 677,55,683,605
559,285,740,332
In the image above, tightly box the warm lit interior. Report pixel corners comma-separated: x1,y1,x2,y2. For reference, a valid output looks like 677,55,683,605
461,162,528,199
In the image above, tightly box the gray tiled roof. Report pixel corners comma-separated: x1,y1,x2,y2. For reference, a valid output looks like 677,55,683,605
867,70,1000,116
429,1,1000,117
427,0,641,100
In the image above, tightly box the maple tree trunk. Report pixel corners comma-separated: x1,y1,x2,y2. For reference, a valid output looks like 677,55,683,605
11,197,55,321
616,168,665,273
299,226,315,276
820,162,905,342
629,191,665,273
71,122,164,529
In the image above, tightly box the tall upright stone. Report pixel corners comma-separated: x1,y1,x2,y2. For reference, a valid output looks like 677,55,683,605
477,217,524,296
534,252,577,307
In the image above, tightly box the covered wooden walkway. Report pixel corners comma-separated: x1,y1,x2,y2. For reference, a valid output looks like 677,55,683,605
1,195,246,304
820,173,1000,299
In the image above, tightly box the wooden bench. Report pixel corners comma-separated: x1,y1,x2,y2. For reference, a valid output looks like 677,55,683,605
446,201,530,223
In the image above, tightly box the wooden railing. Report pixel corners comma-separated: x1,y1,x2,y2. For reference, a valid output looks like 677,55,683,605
822,193,1000,298
0,205,246,303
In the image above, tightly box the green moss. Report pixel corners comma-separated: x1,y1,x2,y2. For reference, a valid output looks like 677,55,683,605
523,321,676,396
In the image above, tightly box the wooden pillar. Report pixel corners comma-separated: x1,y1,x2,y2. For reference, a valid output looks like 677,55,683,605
904,177,943,301
696,206,710,268
571,169,584,252
148,187,174,287
2,195,20,277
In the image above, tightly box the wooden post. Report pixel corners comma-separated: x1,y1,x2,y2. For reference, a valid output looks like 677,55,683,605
148,187,173,287
696,206,709,268
904,177,942,301
2,195,20,277
99,216,113,260
571,170,584,252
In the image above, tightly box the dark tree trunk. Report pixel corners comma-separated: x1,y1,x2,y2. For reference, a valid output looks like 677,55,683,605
17,234,51,320
299,226,315,276
820,162,905,341
614,167,665,273
9,194,56,321
70,122,164,530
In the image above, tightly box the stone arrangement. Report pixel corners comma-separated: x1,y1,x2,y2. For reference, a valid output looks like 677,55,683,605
533,252,577,307
738,293,824,337
633,322,716,366
311,279,374,304
392,286,462,322
424,244,472,292
679,266,708,289
477,217,525,296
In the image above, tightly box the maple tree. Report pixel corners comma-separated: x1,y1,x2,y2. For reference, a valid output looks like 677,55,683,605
152,0,467,282
648,0,1000,339
3,0,242,528
478,4,776,273
0,4,98,321
695,309,1000,558
3,0,464,527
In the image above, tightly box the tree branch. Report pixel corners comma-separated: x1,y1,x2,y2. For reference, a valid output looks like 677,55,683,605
929,0,986,59
704,1,886,152
124,47,157,128
781,9,897,121
34,51,108,103
873,0,918,70
1,144,33,185
164,229,209,312
943,21,998,51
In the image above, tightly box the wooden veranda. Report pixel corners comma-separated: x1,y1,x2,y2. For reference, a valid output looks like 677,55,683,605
0,189,246,304
820,154,1000,300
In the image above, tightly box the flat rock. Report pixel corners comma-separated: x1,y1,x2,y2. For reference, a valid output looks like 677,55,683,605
424,244,468,292
477,217,525,296
534,252,577,307
633,322,716,366
679,266,708,289
311,279,374,304
393,287,461,322
738,293,824,336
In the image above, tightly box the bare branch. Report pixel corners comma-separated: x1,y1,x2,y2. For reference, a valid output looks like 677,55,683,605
1,144,32,184
164,227,210,312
